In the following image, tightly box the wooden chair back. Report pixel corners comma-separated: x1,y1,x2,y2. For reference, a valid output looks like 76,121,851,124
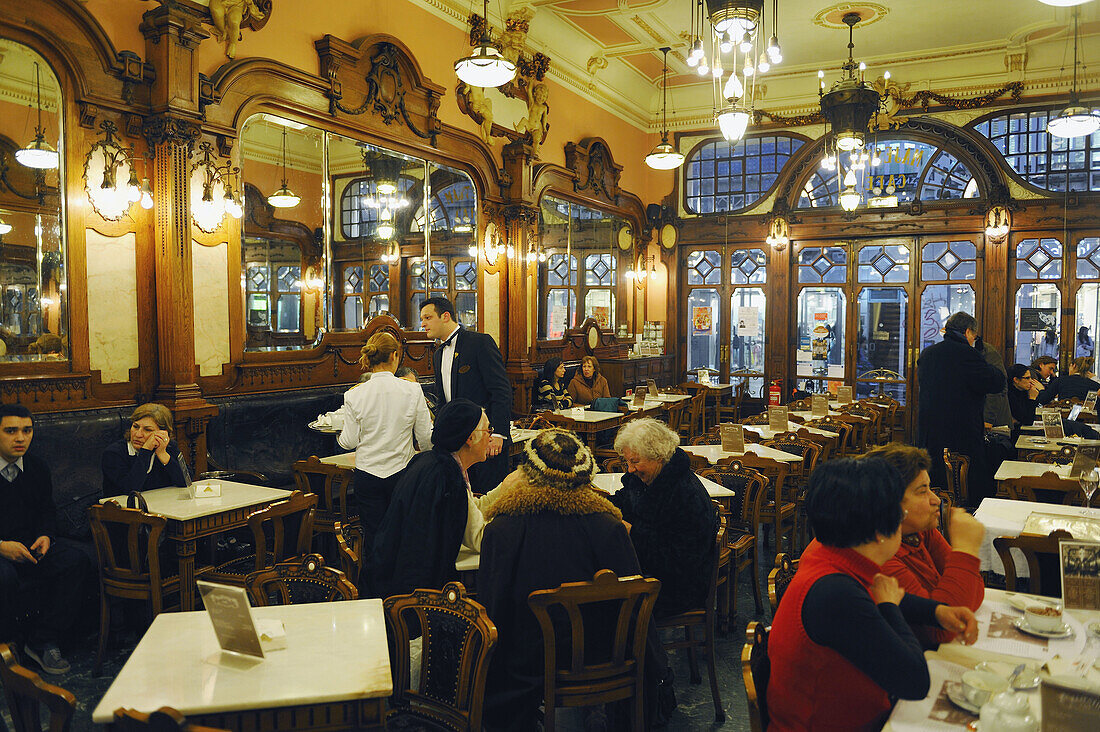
291,456,355,530
741,622,770,732
1025,446,1076,465
514,414,556,430
686,451,711,471
87,501,170,609
838,403,882,448
942,449,970,506
527,570,661,732
804,418,853,456
683,391,706,439
933,489,954,543
110,708,228,732
245,490,318,573
334,520,363,584
760,437,822,483
865,396,899,442
666,399,688,434
1003,473,1084,506
244,553,358,606
720,453,789,506
0,644,75,732
787,398,813,412
993,529,1074,595
740,413,770,426
699,464,766,530
767,553,799,616
600,455,628,473
384,582,497,732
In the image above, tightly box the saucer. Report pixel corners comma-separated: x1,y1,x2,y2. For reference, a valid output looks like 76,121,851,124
1005,594,1061,614
945,686,982,715
1013,617,1073,639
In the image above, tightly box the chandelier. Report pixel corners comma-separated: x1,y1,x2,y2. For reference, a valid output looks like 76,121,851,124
454,0,516,89
266,128,300,209
16,62,59,170
1047,6,1100,139
646,47,685,170
361,147,409,241
705,1,763,37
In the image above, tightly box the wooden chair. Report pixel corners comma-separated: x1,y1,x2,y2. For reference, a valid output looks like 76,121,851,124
334,520,363,587
720,453,796,554
740,413,770,426
864,396,900,443
665,399,689,434
837,403,881,450
203,490,317,584
656,528,726,724
679,391,706,440
767,553,799,616
291,456,356,559
717,382,747,423
110,708,228,732
993,529,1074,596
761,437,822,549
933,489,954,544
600,455,628,473
244,553,358,606
514,414,555,430
0,644,75,732
786,397,813,412
699,464,765,620
741,622,770,732
87,501,182,673
805,418,854,457
384,582,497,732
1003,472,1084,506
686,451,711,471
1025,446,1076,465
528,570,660,732
943,449,970,506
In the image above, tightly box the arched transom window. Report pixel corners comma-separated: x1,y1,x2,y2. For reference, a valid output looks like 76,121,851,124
686,135,805,214
972,109,1100,192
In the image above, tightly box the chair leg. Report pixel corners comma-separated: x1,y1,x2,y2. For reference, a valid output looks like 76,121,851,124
685,625,701,684
94,592,109,675
749,554,764,616
704,611,726,724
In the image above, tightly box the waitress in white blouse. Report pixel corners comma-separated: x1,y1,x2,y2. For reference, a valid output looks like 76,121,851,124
338,331,433,553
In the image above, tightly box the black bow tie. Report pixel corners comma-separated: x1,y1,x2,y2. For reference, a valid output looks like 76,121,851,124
442,330,460,348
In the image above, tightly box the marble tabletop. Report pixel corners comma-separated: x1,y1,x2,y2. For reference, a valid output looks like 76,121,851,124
92,599,392,722
554,408,623,424
993,460,1073,482
1016,434,1100,451
789,409,870,422
974,497,1100,575
101,481,290,521
684,443,804,465
592,471,734,500
743,422,839,440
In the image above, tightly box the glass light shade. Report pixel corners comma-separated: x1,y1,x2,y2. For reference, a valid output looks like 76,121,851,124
0,218,11,235
767,36,781,61
139,178,154,209
723,73,744,100
1046,105,1100,139
454,44,516,88
739,33,753,53
225,196,243,219
645,141,685,170
468,245,478,257
15,135,59,169
839,186,861,211
1037,0,1091,5
687,54,700,68
377,222,395,239
716,106,750,143
376,182,397,195
267,185,300,208
757,58,770,73
126,173,142,204
836,132,864,151
843,168,858,188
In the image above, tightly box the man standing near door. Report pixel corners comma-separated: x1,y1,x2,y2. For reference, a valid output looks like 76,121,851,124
421,296,512,491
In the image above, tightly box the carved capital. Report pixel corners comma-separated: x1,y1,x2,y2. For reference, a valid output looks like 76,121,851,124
143,115,201,150
140,2,211,49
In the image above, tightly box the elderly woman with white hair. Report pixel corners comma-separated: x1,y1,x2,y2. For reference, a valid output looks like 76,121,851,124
611,417,718,618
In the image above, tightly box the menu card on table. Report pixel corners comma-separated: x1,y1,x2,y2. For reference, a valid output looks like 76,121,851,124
696,368,710,386
720,423,745,454
1043,410,1066,440
837,386,853,404
811,394,829,418
646,379,660,398
1085,390,1098,412
197,580,265,659
1068,445,1098,478
1060,539,1100,612
632,387,647,407
768,406,789,433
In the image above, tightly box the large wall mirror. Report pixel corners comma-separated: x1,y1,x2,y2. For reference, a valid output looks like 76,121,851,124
536,195,625,340
239,114,478,352
0,39,67,362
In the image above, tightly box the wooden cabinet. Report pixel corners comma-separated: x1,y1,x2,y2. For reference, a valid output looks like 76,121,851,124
600,355,676,397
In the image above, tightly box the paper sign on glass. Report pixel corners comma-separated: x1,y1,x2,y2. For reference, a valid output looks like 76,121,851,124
1085,390,1098,412
811,394,829,418
1059,539,1100,612
720,423,745,454
1043,411,1065,440
768,405,789,433
197,580,265,659
837,386,853,404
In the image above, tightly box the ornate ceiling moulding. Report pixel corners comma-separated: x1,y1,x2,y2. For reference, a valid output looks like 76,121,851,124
315,34,444,146
564,137,623,207
813,3,889,30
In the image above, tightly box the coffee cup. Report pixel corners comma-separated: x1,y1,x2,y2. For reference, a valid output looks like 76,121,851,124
329,413,344,430
1024,604,1063,633
961,670,1008,708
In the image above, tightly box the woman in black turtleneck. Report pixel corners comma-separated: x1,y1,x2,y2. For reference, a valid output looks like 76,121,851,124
1006,363,1040,430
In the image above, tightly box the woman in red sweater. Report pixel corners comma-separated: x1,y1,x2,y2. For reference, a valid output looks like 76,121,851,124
868,442,985,645
767,458,978,732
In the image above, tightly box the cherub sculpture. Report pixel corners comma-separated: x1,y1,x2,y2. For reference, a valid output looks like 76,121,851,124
459,81,494,147
498,7,535,66
515,81,549,148
210,0,265,60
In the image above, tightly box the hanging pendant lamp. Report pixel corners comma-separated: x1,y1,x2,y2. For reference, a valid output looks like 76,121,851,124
454,0,516,89
646,47,685,171
16,62,59,170
1047,7,1100,139
267,128,300,208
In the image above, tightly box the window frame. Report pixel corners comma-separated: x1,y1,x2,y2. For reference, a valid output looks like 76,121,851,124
682,133,810,215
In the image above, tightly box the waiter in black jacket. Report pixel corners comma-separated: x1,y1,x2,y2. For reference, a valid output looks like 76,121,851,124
421,296,513,491
0,404,90,675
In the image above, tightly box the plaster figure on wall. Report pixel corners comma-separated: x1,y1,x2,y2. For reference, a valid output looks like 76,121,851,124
515,81,549,148
499,6,535,66
458,82,494,146
209,0,266,59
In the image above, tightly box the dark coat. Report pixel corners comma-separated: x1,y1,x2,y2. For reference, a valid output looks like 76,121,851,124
916,329,1005,501
101,439,189,498
1007,386,1039,428
478,479,640,732
610,448,718,618
1037,373,1100,404
365,448,468,599
431,327,512,438
0,454,57,546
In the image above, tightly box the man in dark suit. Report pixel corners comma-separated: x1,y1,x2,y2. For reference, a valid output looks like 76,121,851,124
916,312,1005,507
421,296,512,491
0,404,91,675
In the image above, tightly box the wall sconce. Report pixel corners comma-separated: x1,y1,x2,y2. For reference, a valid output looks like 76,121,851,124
478,222,509,265
766,215,790,249
84,120,151,221
625,254,656,281
0,214,11,236
984,205,1011,241
191,141,243,234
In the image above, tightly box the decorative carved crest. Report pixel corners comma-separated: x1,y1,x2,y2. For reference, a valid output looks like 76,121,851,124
564,138,622,205
315,35,443,146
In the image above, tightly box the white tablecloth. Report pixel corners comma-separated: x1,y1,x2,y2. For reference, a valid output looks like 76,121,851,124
974,497,1100,576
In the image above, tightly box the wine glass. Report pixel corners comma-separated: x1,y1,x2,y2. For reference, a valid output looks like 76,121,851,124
1078,466,1099,509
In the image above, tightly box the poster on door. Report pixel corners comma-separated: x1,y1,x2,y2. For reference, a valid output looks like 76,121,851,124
735,306,760,338
692,307,713,335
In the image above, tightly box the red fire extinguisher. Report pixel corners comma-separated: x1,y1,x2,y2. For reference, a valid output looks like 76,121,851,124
769,379,782,406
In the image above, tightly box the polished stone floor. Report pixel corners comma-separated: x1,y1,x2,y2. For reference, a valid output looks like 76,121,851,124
2,539,779,732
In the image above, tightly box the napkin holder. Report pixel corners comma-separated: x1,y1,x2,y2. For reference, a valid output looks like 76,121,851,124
190,481,222,499
256,619,287,652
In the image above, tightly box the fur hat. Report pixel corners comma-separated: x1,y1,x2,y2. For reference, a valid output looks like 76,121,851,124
521,428,596,491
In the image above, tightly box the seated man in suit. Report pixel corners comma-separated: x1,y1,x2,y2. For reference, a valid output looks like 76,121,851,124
0,404,91,675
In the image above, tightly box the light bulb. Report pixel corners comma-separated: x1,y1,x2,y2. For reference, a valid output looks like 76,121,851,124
743,59,754,76
757,57,770,74
698,61,709,76
526,251,536,263
691,39,704,59
720,34,733,53
883,70,891,80
468,245,478,257
687,53,699,68
538,251,547,262
139,178,154,209
767,36,781,62
712,59,724,78
739,32,752,53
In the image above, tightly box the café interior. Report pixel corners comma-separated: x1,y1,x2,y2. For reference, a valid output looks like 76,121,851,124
1,0,1099,730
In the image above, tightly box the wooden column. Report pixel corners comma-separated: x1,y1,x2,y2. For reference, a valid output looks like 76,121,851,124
498,140,538,415
766,242,792,395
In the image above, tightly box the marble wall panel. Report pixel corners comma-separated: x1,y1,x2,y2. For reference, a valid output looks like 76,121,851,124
192,240,231,377
86,229,138,384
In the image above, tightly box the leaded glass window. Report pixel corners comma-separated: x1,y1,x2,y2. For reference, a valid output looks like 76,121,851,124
973,109,1100,192
798,246,847,284
686,135,805,213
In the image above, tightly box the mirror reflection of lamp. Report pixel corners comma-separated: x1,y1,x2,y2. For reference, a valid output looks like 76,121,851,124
765,215,789,249
377,207,395,240
267,128,300,209
16,62,59,170
191,140,243,232
0,215,11,236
